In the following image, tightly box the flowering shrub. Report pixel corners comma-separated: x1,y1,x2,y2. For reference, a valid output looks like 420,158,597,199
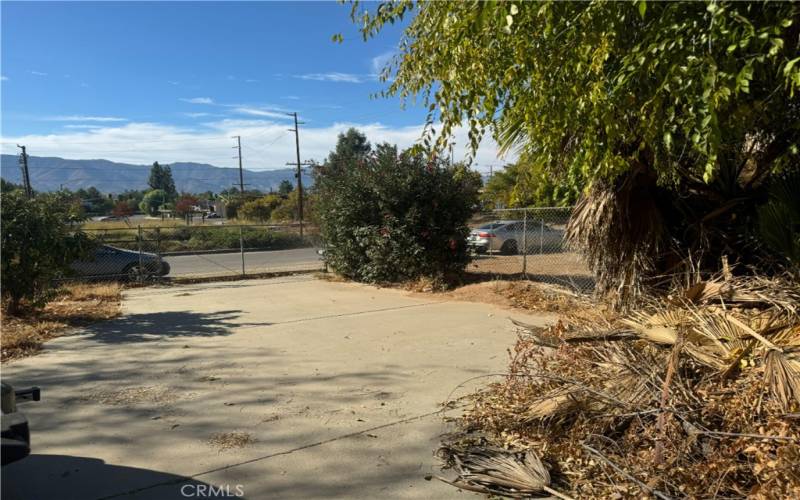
315,141,480,285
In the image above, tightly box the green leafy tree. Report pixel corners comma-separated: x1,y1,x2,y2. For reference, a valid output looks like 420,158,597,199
1,191,91,314
1,179,23,194
315,132,479,285
239,194,282,222
348,1,800,300
277,180,294,197
76,186,113,214
326,128,372,171
139,189,168,216
483,158,583,209
148,162,177,199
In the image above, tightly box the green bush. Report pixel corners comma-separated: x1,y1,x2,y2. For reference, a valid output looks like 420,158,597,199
1,191,92,313
240,194,281,222
139,189,168,216
315,140,480,284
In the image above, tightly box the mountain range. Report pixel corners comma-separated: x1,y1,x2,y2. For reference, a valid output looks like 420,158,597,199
0,155,313,194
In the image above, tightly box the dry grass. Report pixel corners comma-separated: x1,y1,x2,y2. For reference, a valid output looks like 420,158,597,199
208,431,256,451
1,282,122,362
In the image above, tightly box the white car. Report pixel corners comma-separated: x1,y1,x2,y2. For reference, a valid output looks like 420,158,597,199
467,220,564,254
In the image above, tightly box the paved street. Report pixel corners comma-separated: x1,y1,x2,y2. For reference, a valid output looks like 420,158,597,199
2,276,552,499
163,247,322,277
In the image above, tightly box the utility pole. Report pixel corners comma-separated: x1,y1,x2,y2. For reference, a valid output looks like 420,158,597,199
16,144,33,198
232,136,245,194
286,112,305,237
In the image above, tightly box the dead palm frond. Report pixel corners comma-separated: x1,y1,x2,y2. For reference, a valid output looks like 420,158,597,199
566,172,666,309
620,309,685,345
436,446,573,499
764,350,800,413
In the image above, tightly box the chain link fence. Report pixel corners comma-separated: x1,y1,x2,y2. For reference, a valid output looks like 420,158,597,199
467,207,594,293
67,211,593,292
68,224,324,282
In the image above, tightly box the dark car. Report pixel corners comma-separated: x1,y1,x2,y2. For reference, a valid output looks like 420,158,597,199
206,213,221,219
1,383,40,465
71,245,170,281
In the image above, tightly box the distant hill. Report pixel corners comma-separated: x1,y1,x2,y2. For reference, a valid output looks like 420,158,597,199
0,155,313,194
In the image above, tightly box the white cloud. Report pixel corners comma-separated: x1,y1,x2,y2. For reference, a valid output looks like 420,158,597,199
245,78,259,83
183,112,216,118
63,124,103,129
295,72,365,83
180,97,214,104
371,51,395,75
31,70,48,76
282,95,300,100
45,115,128,122
168,80,180,86
1,119,513,171
232,107,291,120
1,75,8,81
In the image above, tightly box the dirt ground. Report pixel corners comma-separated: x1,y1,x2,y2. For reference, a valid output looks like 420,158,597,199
468,251,590,276
2,275,554,499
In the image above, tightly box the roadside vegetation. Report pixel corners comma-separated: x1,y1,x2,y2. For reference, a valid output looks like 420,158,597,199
349,0,800,497
315,128,481,287
1,188,92,314
0,184,123,361
91,225,309,253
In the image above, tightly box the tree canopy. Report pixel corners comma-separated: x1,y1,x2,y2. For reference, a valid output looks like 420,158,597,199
315,130,480,284
352,1,799,187
148,162,177,198
348,1,800,297
139,189,168,216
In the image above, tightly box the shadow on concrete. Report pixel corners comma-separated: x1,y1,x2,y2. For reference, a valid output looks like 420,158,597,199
1,454,245,500
74,310,272,344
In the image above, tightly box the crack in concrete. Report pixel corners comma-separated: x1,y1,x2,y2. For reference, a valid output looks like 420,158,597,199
97,407,453,499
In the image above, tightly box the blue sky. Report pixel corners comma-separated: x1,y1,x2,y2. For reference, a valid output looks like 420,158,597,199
0,1,506,171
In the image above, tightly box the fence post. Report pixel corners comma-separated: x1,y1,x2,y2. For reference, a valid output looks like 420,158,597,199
522,209,528,276
137,225,144,284
239,225,245,278
540,217,544,254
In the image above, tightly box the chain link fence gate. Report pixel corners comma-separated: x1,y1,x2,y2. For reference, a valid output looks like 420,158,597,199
68,224,324,283
467,207,594,294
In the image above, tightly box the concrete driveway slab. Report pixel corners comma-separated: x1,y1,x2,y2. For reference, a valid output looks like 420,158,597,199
2,276,552,499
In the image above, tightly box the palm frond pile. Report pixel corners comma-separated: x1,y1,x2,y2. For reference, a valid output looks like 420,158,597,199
439,274,800,498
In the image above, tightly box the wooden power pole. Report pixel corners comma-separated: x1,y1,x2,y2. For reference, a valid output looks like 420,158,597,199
232,136,245,194
286,112,306,237
16,144,33,198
